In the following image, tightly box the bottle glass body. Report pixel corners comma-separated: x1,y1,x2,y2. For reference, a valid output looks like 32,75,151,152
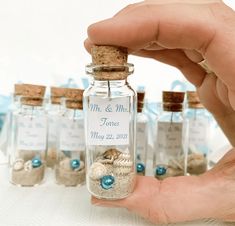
185,107,210,175
10,102,47,186
47,103,63,168
154,110,187,179
55,106,85,186
84,73,136,200
136,111,148,175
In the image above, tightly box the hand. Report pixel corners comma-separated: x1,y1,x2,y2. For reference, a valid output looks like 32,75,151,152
84,0,235,115
84,0,235,145
92,149,235,224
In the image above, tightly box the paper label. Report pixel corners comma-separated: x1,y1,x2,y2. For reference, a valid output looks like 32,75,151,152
87,97,129,145
188,118,208,147
60,118,85,151
17,116,47,151
48,115,58,145
136,121,147,159
156,121,183,156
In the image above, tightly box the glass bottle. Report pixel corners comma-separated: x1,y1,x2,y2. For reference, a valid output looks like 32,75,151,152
154,91,187,180
47,87,66,168
55,88,86,186
185,91,210,175
3,84,24,164
10,84,47,186
84,45,136,200
136,89,148,176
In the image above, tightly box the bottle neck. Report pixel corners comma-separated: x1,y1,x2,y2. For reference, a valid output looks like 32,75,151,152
91,78,127,88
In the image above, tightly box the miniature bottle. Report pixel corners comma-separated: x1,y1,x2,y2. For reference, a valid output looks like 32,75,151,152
84,45,136,200
10,84,47,186
55,88,86,186
154,91,187,180
136,89,148,176
185,91,210,175
47,87,66,168
3,84,24,164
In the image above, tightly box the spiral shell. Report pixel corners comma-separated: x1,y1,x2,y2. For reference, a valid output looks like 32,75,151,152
89,162,107,180
24,160,32,171
113,153,133,175
13,159,24,171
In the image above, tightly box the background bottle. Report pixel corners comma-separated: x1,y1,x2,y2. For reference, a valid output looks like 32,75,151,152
154,91,187,180
47,86,66,168
136,89,148,176
55,88,85,186
10,84,47,186
185,91,210,175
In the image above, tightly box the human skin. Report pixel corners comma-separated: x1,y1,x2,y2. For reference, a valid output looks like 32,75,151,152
84,0,235,224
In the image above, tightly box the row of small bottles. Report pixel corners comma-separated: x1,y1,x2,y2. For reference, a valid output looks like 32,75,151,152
5,45,211,201
9,84,86,186
153,91,210,180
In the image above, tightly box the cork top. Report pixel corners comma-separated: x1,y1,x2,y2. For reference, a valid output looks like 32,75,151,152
162,91,185,112
19,84,46,106
91,45,128,66
64,88,84,109
87,45,133,80
14,84,24,96
19,84,46,98
137,91,145,113
186,91,204,109
50,87,67,105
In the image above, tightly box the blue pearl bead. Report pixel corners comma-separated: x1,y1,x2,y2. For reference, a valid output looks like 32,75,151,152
137,163,145,173
70,159,80,170
31,157,42,168
156,166,167,176
100,175,115,190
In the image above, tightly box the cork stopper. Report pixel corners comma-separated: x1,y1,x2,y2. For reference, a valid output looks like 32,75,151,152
21,97,44,106
20,84,46,106
50,87,67,105
162,91,185,112
64,88,84,109
137,91,145,113
89,45,130,80
14,84,24,96
187,91,204,109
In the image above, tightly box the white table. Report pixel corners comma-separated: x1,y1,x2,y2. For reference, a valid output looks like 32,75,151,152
0,165,231,226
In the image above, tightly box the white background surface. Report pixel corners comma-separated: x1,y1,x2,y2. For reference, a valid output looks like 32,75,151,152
0,0,234,101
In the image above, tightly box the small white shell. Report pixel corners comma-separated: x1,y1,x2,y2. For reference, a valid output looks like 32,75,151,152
59,158,71,171
113,158,133,167
113,158,133,175
89,162,107,180
13,159,24,171
118,153,131,160
74,160,85,172
24,160,32,171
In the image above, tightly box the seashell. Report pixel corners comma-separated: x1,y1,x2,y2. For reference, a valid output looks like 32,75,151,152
103,149,121,161
13,159,24,171
24,160,32,171
113,158,133,167
118,152,131,160
113,158,133,175
169,158,184,170
89,162,107,180
187,153,207,175
59,158,72,171
74,160,85,172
